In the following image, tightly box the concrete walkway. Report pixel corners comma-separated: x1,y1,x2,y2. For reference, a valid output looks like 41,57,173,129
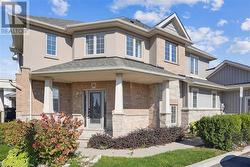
78,139,203,158
187,146,250,167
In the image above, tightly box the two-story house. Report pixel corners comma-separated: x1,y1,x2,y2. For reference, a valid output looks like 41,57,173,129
9,13,249,143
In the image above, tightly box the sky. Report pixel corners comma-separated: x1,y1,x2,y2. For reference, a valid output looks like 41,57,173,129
0,0,250,79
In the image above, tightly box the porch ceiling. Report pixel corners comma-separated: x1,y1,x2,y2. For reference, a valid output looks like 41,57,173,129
31,69,170,84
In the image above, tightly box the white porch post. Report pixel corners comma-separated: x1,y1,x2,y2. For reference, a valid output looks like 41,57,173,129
160,80,171,127
43,79,54,113
240,86,243,114
113,73,125,137
114,73,123,113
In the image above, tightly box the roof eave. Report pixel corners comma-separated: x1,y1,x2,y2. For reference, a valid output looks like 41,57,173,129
186,46,217,61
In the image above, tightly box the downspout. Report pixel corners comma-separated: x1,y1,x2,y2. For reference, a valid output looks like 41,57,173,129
240,87,243,114
9,80,22,91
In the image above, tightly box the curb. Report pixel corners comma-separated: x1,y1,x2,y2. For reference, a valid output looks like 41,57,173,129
186,146,250,167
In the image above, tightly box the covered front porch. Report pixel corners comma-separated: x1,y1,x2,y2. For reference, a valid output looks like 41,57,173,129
31,57,182,137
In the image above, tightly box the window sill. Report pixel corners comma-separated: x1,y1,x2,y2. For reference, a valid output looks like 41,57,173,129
125,55,143,61
164,60,179,65
44,55,59,60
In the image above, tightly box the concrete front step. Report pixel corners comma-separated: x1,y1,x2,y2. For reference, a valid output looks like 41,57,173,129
78,129,105,148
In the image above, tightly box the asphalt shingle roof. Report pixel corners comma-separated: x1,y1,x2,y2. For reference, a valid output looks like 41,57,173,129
27,15,82,28
32,57,176,77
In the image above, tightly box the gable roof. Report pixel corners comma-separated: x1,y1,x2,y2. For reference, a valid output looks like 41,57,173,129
207,60,250,78
155,13,191,41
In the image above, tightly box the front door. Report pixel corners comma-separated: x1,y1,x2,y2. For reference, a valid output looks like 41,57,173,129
245,96,250,113
86,90,104,129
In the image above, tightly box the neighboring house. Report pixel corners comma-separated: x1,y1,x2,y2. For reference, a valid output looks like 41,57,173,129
207,60,250,114
9,13,246,141
0,79,16,122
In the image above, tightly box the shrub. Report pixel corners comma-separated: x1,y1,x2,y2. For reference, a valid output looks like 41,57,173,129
88,133,113,149
88,127,184,149
196,115,242,151
2,148,35,167
0,121,34,150
32,113,83,166
189,122,197,135
240,113,250,143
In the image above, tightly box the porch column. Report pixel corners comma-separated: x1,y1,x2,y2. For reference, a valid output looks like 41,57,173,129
113,73,125,137
160,80,171,127
114,73,123,113
43,79,54,113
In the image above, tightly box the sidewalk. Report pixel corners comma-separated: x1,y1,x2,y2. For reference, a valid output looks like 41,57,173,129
78,138,203,158
186,146,250,167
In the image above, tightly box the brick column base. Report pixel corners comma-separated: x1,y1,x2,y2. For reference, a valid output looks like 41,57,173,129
160,113,172,127
112,112,126,137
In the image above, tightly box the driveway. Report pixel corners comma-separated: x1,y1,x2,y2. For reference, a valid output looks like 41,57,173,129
212,152,250,167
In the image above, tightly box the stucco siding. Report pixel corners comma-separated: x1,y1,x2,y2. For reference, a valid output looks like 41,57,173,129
208,65,250,85
72,28,151,64
23,26,73,71
186,54,209,78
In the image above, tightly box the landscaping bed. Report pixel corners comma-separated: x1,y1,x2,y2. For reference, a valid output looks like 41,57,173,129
93,148,225,167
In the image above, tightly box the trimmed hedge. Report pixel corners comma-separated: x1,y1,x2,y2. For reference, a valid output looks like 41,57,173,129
88,127,184,149
196,114,250,151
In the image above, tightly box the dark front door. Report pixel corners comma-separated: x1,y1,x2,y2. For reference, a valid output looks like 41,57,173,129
87,90,104,129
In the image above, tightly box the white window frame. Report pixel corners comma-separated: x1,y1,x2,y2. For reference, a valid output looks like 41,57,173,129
171,105,177,125
245,96,250,113
125,34,143,59
190,55,199,75
191,88,199,108
211,91,217,109
85,33,105,55
52,87,60,113
165,41,177,64
46,33,57,56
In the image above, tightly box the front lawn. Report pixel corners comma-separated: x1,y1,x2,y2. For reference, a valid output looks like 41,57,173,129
0,144,10,161
94,148,225,167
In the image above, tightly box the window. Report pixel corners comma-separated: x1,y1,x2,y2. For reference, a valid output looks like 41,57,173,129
86,34,105,55
96,34,104,54
135,39,142,57
126,35,134,56
126,35,142,58
53,87,59,112
171,105,177,124
165,41,177,63
192,89,198,108
212,92,217,108
46,34,56,55
191,56,198,75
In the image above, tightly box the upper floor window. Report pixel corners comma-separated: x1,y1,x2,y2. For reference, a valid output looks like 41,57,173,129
46,33,56,55
192,89,198,108
165,41,177,63
191,56,198,75
126,35,142,58
53,87,59,112
212,92,217,108
86,34,105,55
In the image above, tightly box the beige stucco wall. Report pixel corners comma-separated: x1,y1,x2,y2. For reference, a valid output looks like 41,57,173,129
72,28,150,64
23,26,73,71
154,36,187,75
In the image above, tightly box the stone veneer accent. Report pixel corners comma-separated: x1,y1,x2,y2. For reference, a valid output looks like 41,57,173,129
181,108,223,126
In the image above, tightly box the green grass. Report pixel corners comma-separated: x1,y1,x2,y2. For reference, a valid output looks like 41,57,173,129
93,148,225,167
0,144,10,161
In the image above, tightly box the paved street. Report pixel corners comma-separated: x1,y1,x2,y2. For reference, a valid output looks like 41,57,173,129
212,152,250,167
